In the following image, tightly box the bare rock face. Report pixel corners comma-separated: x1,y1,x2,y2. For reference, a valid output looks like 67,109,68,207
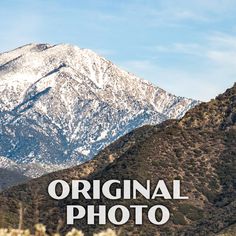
0,43,198,182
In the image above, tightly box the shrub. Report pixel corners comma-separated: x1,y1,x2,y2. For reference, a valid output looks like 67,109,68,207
172,212,187,225
178,204,204,221
0,225,117,236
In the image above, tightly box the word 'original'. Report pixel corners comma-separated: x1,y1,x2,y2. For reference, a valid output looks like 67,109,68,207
48,179,188,225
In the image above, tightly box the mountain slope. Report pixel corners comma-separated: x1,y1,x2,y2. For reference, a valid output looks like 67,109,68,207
0,43,198,181
0,168,30,192
0,84,235,235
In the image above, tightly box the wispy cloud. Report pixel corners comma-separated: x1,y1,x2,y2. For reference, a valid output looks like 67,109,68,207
151,43,204,56
118,32,236,101
207,51,236,67
1,0,236,101
151,8,211,23
119,58,236,101
150,32,236,64
206,33,236,67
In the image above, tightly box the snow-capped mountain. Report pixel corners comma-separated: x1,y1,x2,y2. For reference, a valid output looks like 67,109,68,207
0,43,198,181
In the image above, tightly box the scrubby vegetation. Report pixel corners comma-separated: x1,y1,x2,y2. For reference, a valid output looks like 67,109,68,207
0,225,117,236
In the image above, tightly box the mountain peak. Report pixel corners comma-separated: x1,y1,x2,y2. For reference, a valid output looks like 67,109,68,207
0,43,198,183
2,42,105,60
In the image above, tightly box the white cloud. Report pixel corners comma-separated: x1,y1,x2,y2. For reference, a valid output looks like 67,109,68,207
205,33,236,67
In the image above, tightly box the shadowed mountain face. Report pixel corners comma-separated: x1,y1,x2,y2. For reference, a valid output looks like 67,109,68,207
0,169,29,191
0,84,235,235
0,43,198,183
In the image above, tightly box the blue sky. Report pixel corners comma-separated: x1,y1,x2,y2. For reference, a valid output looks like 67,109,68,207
1,0,236,101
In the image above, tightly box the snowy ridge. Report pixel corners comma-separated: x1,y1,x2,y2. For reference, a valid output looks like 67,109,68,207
0,43,199,181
